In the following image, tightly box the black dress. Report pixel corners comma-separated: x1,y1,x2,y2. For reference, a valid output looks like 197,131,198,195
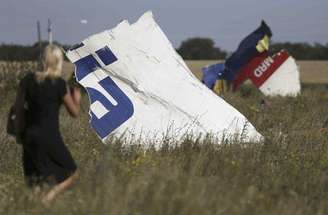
21,73,77,187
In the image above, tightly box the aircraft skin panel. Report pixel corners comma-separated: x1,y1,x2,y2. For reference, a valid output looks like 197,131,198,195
259,56,301,96
67,11,263,145
201,19,301,98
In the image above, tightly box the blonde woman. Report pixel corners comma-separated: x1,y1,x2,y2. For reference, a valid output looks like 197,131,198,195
14,45,80,204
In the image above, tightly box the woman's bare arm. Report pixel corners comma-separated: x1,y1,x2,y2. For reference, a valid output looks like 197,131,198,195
63,86,81,118
14,83,26,136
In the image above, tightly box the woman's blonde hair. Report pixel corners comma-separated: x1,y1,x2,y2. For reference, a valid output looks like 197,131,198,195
36,44,63,82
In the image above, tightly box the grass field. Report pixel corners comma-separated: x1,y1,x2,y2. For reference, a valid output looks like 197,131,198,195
0,61,328,214
2,60,327,84
185,60,328,84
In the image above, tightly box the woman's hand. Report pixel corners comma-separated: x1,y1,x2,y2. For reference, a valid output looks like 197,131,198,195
72,87,81,104
64,86,81,118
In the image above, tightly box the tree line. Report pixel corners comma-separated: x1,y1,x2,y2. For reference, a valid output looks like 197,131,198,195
177,38,328,60
1,38,328,61
0,41,70,61
269,42,328,60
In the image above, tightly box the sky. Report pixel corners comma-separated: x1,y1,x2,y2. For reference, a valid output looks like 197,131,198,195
1,0,328,51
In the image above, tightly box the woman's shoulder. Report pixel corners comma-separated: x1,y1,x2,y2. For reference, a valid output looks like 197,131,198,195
23,71,34,79
20,71,35,86
54,77,68,97
44,76,67,91
55,77,67,86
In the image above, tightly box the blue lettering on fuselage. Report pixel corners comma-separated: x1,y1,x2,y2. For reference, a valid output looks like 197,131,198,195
72,44,134,139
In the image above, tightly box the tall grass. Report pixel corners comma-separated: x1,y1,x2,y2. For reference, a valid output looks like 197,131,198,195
0,67,327,214
0,61,37,93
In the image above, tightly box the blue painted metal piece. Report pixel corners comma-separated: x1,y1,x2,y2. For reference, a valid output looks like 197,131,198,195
73,45,134,139
202,63,225,89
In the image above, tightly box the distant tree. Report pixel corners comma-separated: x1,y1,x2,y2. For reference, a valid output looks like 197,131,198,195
0,41,71,61
270,42,328,60
177,38,227,60
1,40,328,61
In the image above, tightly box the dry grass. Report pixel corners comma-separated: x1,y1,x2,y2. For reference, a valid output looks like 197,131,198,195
297,61,328,84
61,60,328,84
185,60,328,84
2,60,326,84
0,62,328,214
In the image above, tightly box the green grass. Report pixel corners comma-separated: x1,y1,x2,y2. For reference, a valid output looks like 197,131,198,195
0,68,328,214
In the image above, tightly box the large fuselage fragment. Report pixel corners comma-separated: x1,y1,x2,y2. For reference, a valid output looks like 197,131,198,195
66,11,262,144
232,50,301,97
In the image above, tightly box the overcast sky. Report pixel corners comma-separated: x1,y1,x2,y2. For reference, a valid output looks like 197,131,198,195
1,0,327,51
